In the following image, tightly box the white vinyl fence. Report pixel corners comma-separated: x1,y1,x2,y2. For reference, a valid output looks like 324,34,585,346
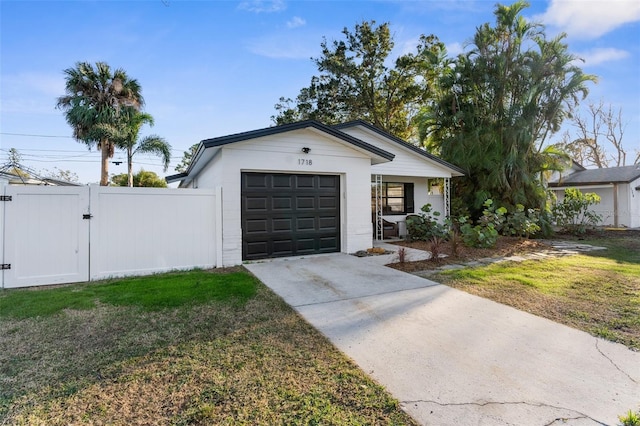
0,185,220,289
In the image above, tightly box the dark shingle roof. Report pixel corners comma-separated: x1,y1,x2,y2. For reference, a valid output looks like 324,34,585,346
549,164,640,187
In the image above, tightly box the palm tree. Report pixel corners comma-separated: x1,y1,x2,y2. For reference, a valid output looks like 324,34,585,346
57,62,143,185
116,109,171,187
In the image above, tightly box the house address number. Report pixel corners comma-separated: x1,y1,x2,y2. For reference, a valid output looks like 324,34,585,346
298,158,312,166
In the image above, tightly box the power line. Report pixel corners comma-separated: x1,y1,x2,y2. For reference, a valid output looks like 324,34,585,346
0,132,72,138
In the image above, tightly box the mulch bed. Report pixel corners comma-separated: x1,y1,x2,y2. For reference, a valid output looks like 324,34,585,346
387,236,550,272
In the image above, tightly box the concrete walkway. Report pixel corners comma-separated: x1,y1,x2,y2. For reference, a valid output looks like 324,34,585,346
245,253,640,426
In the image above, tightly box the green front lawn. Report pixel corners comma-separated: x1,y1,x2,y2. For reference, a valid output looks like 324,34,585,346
0,269,415,425
434,232,640,350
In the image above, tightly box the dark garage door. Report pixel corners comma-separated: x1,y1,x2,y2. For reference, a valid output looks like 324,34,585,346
241,172,341,260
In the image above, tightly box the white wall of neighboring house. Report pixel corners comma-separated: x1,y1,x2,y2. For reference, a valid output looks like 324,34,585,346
627,177,640,228
551,183,640,228
188,128,376,266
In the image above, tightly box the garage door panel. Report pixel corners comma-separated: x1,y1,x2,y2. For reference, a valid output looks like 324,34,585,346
319,175,338,188
245,174,268,188
319,196,338,209
273,239,294,254
296,175,315,188
242,173,340,260
246,241,269,257
272,218,293,232
320,237,339,250
246,197,268,211
296,196,315,209
245,219,268,233
318,216,338,230
273,174,293,188
272,197,292,210
296,217,315,230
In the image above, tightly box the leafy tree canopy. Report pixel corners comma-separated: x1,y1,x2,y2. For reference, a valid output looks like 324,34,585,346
273,21,447,140
175,143,199,173
57,61,144,186
111,169,167,187
419,0,596,214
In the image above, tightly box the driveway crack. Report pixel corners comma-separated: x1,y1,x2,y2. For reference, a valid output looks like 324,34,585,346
402,399,608,425
595,339,638,384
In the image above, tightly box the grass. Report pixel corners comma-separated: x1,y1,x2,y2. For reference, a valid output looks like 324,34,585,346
433,232,640,350
0,269,415,425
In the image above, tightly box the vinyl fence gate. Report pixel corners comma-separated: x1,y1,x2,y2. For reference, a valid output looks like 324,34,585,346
0,185,219,289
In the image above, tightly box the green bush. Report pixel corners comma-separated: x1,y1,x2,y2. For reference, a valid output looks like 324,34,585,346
502,204,542,238
459,199,504,248
405,204,446,241
552,188,602,235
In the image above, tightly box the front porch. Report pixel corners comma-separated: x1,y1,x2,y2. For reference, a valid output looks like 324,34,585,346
371,174,451,241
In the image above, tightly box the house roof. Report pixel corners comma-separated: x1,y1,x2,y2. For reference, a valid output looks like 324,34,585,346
333,120,466,176
549,164,640,187
166,120,395,184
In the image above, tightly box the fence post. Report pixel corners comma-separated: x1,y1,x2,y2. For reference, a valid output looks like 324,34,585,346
215,186,223,267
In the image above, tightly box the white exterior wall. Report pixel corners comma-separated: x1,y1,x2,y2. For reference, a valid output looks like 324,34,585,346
629,178,640,228
191,128,375,266
341,127,453,178
552,185,616,226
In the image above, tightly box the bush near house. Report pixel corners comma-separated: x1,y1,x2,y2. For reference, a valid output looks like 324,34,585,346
551,188,602,235
407,200,543,249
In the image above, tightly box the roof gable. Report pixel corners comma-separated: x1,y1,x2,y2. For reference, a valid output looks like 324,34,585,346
334,120,465,176
166,120,395,184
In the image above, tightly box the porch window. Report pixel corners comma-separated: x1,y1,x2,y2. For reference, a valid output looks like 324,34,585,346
371,182,414,215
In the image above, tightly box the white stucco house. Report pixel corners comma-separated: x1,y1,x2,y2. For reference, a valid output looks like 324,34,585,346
548,163,640,228
166,120,464,266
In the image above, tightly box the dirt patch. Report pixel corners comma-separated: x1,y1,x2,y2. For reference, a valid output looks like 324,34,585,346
387,236,550,272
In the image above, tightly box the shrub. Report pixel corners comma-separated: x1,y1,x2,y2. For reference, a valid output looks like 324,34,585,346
552,188,602,235
428,236,444,263
406,204,446,241
502,204,542,238
459,199,504,248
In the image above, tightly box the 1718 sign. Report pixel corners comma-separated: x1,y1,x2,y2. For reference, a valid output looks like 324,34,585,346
298,158,312,166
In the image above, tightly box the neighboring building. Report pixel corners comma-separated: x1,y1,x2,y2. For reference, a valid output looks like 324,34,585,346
166,120,464,266
0,169,80,186
548,164,640,228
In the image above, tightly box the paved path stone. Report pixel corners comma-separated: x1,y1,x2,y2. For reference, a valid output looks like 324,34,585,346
408,241,607,277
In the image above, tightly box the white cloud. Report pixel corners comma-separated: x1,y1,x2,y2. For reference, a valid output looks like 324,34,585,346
238,0,286,13
537,0,640,39
575,47,630,66
286,16,306,29
446,42,464,57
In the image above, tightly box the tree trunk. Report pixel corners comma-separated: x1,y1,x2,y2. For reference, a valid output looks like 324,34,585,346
127,147,134,187
100,139,110,186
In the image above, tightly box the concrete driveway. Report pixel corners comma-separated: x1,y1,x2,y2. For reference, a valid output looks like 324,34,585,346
245,252,640,426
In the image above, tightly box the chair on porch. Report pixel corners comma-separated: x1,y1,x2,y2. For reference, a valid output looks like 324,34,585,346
372,213,399,239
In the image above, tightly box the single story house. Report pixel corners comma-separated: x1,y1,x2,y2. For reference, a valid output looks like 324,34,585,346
548,163,640,228
166,120,464,266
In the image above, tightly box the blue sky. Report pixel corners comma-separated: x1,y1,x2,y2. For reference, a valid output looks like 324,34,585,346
1,0,639,184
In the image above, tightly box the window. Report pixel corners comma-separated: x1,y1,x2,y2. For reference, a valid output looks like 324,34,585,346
371,182,414,215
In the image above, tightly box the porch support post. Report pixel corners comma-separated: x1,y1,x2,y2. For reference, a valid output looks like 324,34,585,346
444,177,451,218
374,174,383,241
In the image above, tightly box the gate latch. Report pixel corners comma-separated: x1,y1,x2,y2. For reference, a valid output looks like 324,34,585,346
83,214,93,220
